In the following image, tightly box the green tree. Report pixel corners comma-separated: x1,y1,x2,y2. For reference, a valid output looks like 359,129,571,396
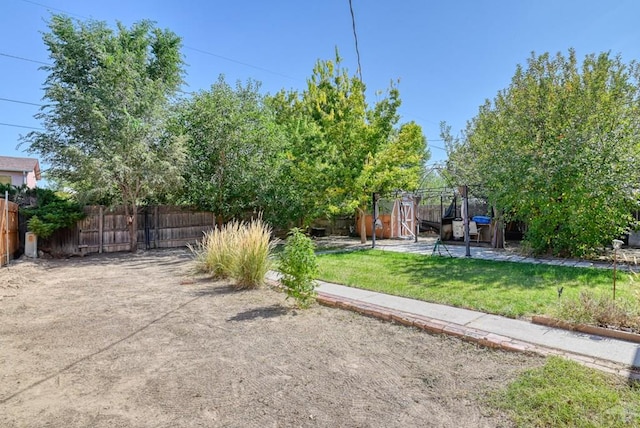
23,15,186,251
174,77,286,225
446,50,640,256
269,52,429,237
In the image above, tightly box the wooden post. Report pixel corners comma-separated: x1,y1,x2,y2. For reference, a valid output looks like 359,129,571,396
5,191,9,266
462,185,471,257
372,192,379,249
154,206,159,249
99,206,104,254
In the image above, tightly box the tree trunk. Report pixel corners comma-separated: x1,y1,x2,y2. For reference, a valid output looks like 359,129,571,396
357,207,367,244
125,204,138,252
491,206,504,249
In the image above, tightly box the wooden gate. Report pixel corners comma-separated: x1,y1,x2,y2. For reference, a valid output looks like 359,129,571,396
0,197,18,266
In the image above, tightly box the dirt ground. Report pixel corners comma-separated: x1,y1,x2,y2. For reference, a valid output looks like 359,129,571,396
1,249,543,427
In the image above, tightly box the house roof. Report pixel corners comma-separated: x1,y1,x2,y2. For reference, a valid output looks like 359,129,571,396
0,156,41,180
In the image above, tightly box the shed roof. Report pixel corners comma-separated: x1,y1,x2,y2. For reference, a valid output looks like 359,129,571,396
0,156,41,180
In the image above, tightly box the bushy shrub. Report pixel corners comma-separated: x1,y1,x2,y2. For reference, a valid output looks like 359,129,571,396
21,188,85,238
190,218,274,289
278,228,318,308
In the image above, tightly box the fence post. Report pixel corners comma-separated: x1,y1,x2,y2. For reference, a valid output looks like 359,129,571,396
5,191,9,266
98,206,103,254
154,206,159,249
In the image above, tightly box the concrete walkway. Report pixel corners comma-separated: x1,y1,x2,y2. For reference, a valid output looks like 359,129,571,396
294,237,640,378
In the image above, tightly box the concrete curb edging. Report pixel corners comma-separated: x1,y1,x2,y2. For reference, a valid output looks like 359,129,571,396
316,292,640,380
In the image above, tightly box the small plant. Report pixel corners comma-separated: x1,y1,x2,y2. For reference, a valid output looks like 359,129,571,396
278,228,318,308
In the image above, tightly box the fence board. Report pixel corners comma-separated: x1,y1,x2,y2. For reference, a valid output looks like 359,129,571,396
42,205,215,256
0,198,19,266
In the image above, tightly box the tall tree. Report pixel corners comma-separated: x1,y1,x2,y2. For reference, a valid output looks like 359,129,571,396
446,50,640,256
23,15,186,251
174,77,286,226
269,52,428,237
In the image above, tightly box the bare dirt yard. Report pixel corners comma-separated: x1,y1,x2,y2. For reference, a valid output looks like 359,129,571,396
1,249,543,427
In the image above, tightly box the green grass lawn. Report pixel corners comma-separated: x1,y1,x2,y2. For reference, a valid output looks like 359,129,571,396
316,249,634,318
493,357,640,427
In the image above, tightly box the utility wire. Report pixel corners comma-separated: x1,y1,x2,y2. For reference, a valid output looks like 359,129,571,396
348,0,363,82
0,97,43,107
0,52,50,66
0,122,44,131
183,45,298,81
20,0,87,19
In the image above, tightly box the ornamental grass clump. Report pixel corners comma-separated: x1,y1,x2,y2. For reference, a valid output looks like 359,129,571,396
278,228,318,308
232,218,276,289
190,218,274,289
190,220,241,279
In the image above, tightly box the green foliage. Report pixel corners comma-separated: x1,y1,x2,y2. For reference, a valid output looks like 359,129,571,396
23,14,186,251
278,228,319,308
174,77,288,225
445,49,640,257
492,357,640,427
268,51,429,225
0,184,32,206
21,188,85,238
190,218,275,289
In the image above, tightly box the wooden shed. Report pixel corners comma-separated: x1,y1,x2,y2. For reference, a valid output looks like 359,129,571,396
358,195,416,239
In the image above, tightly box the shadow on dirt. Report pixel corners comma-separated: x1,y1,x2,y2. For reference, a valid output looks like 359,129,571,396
227,304,290,322
192,285,238,296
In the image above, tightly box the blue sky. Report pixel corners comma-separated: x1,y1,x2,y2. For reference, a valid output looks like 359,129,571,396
2,0,640,176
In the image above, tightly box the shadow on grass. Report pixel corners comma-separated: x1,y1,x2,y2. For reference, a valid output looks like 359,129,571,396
227,304,290,322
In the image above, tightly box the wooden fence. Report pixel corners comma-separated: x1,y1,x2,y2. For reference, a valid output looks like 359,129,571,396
0,198,19,266
40,205,215,256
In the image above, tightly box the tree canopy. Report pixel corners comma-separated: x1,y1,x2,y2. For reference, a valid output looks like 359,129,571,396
173,77,287,226
23,15,186,251
268,52,429,229
445,49,640,256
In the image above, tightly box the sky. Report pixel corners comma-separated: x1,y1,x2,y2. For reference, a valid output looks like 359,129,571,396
2,0,640,180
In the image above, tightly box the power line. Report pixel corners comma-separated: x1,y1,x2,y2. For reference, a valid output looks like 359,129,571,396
0,52,50,66
0,97,43,107
183,45,299,81
20,0,87,19
348,0,363,82
19,1,300,82
0,122,44,131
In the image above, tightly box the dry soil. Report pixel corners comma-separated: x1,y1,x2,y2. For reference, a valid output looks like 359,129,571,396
1,249,543,427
